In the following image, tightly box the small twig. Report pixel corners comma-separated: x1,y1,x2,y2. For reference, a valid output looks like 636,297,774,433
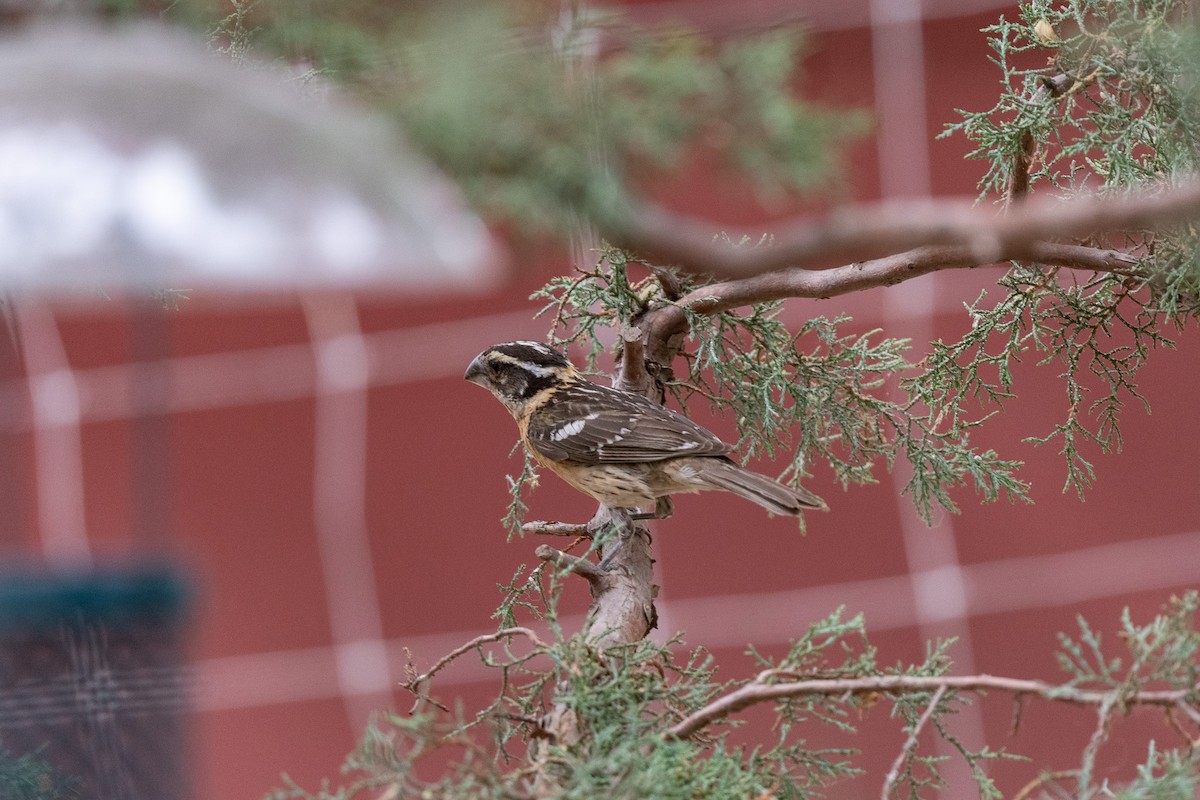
1011,769,1079,800
1009,692,1026,736
495,712,544,726
547,267,600,340
536,543,606,586
752,668,804,684
402,627,548,712
522,520,594,537
1164,706,1196,751
666,378,724,406
560,535,590,553
1079,693,1117,793
1176,698,1200,727
881,685,947,800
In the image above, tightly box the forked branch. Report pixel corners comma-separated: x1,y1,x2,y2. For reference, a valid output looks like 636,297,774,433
880,685,947,800
402,627,549,712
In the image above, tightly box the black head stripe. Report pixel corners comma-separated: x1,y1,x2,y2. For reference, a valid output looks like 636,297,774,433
489,359,559,401
487,341,569,369
510,370,558,400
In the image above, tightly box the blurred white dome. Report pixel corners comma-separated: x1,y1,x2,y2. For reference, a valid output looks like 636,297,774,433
0,21,504,293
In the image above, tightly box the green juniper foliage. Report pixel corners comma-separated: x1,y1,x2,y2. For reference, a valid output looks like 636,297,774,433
1108,743,1200,800
942,0,1200,493
270,594,1200,799
1056,593,1200,797
502,449,540,539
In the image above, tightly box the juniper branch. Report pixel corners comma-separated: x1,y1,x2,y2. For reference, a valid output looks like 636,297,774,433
667,674,1200,740
641,242,1138,365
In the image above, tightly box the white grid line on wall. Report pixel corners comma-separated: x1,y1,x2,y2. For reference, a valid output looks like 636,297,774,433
20,301,92,565
303,294,393,731
869,0,987,785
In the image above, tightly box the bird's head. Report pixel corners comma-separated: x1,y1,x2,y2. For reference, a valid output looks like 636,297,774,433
464,340,577,414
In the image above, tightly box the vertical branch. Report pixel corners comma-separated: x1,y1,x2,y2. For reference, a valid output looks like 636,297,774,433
531,507,656,798
534,506,657,648
583,507,657,647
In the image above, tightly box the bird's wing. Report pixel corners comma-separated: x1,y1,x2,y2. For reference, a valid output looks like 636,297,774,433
525,380,733,464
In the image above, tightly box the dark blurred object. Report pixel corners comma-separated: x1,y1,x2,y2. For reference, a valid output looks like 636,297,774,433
0,566,191,800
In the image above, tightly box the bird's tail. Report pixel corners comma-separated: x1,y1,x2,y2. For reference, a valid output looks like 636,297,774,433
698,459,827,516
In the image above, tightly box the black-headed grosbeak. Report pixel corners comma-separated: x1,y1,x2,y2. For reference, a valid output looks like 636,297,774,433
465,340,826,518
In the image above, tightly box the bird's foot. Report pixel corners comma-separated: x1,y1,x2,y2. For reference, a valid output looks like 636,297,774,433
630,497,673,521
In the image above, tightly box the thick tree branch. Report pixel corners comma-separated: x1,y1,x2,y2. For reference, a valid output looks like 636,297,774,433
610,180,1199,279
667,673,1200,740
578,508,657,648
529,512,657,797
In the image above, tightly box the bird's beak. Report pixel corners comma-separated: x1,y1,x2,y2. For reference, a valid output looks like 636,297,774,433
464,355,489,387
